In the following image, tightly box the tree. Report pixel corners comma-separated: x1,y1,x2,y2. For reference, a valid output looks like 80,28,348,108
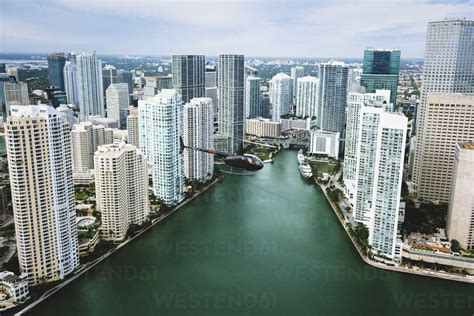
451,239,461,253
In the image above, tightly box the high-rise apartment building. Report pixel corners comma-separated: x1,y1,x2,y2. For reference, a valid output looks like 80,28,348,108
71,122,114,173
183,98,214,182
95,142,149,241
295,76,319,118
218,54,245,153
344,90,392,199
57,104,75,129
446,142,474,250
413,94,474,203
47,52,66,90
139,89,184,205
270,72,291,122
344,101,407,261
76,53,105,117
64,60,79,106
360,48,400,105
172,55,205,103
291,66,304,105
317,61,348,140
106,83,129,129
5,105,79,285
205,66,218,116
127,107,139,148
245,76,261,118
102,64,117,93
412,20,474,202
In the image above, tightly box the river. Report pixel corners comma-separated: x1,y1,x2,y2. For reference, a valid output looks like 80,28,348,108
29,150,473,315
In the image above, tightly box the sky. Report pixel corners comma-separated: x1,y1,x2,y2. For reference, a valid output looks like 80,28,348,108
1,0,473,58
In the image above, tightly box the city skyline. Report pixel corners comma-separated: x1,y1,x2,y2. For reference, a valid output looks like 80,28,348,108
1,1,473,58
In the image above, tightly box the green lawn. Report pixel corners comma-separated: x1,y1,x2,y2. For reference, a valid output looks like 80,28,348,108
250,147,271,161
309,161,336,174
75,192,88,201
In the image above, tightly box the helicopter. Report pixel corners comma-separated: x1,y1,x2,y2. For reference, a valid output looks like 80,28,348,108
180,137,273,174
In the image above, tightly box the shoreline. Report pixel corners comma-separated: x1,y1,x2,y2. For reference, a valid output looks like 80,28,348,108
16,176,223,315
314,177,474,284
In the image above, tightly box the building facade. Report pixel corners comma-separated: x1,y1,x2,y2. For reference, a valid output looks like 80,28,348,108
3,82,29,119
139,89,184,205
106,83,129,129
296,76,319,118
5,105,79,285
360,48,400,105
217,54,245,153
446,143,474,250
183,98,214,182
308,130,339,159
63,60,79,106
245,76,261,118
291,66,304,105
246,118,282,138
270,72,291,122
95,142,149,241
172,55,205,103
414,94,474,203
127,107,139,148
47,52,66,90
76,53,105,117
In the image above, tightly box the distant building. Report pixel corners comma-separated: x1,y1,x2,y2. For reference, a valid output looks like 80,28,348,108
102,64,117,93
5,105,79,285
183,98,214,182
139,89,184,205
414,94,474,203
57,104,75,129
291,66,304,105
317,61,348,143
281,117,316,131
218,54,245,153
127,107,139,148
446,142,474,250
172,55,205,103
308,130,339,159
47,52,66,90
245,76,261,118
117,69,134,94
0,185,11,225
213,133,231,153
360,48,401,105
64,60,79,105
348,67,363,93
295,76,319,118
76,53,104,117
2,82,29,119
87,116,119,129
246,117,281,138
71,122,114,173
95,142,149,241
270,72,291,122
106,83,129,129
205,67,218,117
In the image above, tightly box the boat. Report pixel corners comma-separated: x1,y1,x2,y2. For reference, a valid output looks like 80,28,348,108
297,149,305,164
298,162,313,179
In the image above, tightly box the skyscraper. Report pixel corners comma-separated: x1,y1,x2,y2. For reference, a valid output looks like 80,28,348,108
295,76,319,118
412,94,474,203
218,54,245,153
446,142,474,250
412,20,474,202
139,89,184,205
117,69,134,94
127,107,139,148
344,101,407,262
63,60,79,106
76,53,105,117
270,72,291,122
360,48,400,105
106,83,129,129
245,76,261,118
172,55,205,103
183,98,214,182
95,142,149,241
102,64,117,93
205,66,218,121
317,61,348,140
343,90,392,202
5,105,79,285
47,52,66,90
291,66,304,105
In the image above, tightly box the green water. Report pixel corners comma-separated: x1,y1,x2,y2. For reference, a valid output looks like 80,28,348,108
30,150,473,315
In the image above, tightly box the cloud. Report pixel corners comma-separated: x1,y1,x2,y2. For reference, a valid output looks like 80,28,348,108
1,0,473,57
